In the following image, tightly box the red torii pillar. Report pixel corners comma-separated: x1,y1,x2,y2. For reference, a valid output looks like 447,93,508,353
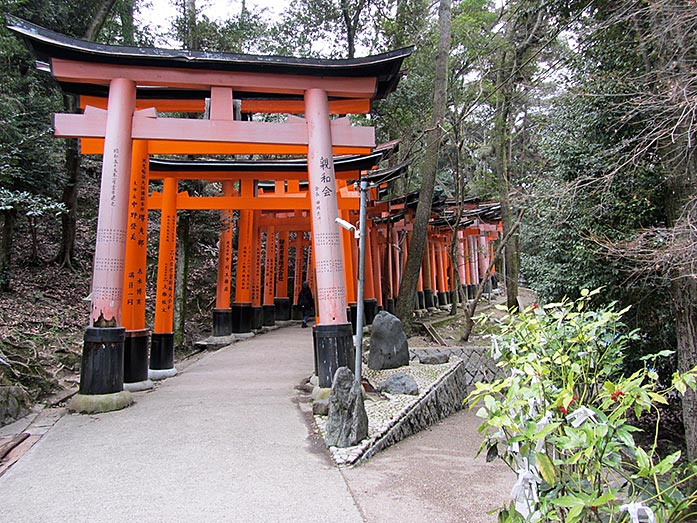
211,87,236,336
251,211,264,330
263,225,276,326
306,88,353,386
436,236,449,306
292,232,305,320
232,181,254,334
385,227,395,313
429,238,439,307
369,225,383,313
422,236,435,310
457,229,468,300
122,139,152,391
71,78,136,411
213,181,235,336
275,227,292,320
150,176,178,380
362,223,378,325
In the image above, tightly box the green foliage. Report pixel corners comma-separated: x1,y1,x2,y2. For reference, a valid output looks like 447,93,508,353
0,188,66,218
469,291,697,522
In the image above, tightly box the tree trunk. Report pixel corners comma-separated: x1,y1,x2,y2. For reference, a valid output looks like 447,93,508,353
673,276,697,463
395,0,451,325
0,210,17,292
494,65,520,312
174,212,191,348
461,214,522,341
56,1,120,270
85,0,119,40
55,114,79,270
120,0,136,45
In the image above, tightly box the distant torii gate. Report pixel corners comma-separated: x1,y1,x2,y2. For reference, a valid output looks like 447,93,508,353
8,16,412,411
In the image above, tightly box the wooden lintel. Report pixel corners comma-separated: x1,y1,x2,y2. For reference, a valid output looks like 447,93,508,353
57,111,375,149
147,169,362,182
52,58,377,99
80,138,369,156
148,192,359,211
79,95,371,115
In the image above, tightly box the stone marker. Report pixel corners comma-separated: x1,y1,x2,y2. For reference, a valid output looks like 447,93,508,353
418,351,450,365
367,311,409,370
325,367,368,448
379,373,419,395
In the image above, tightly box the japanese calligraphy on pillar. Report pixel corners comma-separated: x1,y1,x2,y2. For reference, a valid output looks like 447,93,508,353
251,219,262,307
123,155,148,329
277,235,286,285
237,209,253,298
160,213,177,317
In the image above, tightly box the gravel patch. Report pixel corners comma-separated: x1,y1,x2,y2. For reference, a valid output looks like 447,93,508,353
314,356,460,466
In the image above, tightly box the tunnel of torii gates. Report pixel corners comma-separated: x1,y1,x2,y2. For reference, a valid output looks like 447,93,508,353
9,18,500,410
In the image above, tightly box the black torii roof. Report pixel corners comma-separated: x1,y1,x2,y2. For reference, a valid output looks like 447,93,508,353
148,152,386,174
6,16,414,101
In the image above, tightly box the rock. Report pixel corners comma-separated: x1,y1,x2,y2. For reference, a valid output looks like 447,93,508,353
309,375,319,387
0,386,30,425
311,386,332,401
299,382,314,394
312,398,329,416
367,311,409,370
379,373,419,395
325,367,368,448
418,352,450,365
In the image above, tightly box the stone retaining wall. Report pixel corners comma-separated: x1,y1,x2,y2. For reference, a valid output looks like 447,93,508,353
359,360,468,463
410,346,504,391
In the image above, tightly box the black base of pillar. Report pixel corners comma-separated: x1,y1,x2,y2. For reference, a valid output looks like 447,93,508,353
292,304,303,321
150,332,174,370
437,291,449,306
80,327,125,395
449,290,457,305
313,323,355,388
424,289,435,309
386,298,395,314
231,302,253,333
252,307,264,330
416,291,425,310
263,304,275,326
467,285,476,300
364,299,378,325
348,302,359,335
213,308,233,336
124,329,149,384
274,297,292,321
460,285,468,301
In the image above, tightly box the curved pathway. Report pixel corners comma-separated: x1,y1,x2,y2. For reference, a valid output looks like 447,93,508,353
0,325,510,522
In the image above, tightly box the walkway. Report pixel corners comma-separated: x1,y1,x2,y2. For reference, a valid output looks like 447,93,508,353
0,325,511,522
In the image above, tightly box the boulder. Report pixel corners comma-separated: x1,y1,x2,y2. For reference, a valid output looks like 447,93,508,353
379,373,419,395
312,398,330,416
0,386,30,425
367,311,409,370
418,352,450,365
325,367,368,447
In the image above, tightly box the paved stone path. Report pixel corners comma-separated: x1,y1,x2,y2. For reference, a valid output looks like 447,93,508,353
0,325,511,522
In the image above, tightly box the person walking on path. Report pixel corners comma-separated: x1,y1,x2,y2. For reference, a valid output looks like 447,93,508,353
297,282,314,328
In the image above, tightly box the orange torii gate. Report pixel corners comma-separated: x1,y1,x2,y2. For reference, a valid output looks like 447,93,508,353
145,153,384,334
8,16,412,408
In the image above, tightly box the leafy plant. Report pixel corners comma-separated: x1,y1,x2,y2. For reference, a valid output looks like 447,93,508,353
469,289,697,522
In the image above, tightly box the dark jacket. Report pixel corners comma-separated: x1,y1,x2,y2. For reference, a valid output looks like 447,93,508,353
297,286,313,309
